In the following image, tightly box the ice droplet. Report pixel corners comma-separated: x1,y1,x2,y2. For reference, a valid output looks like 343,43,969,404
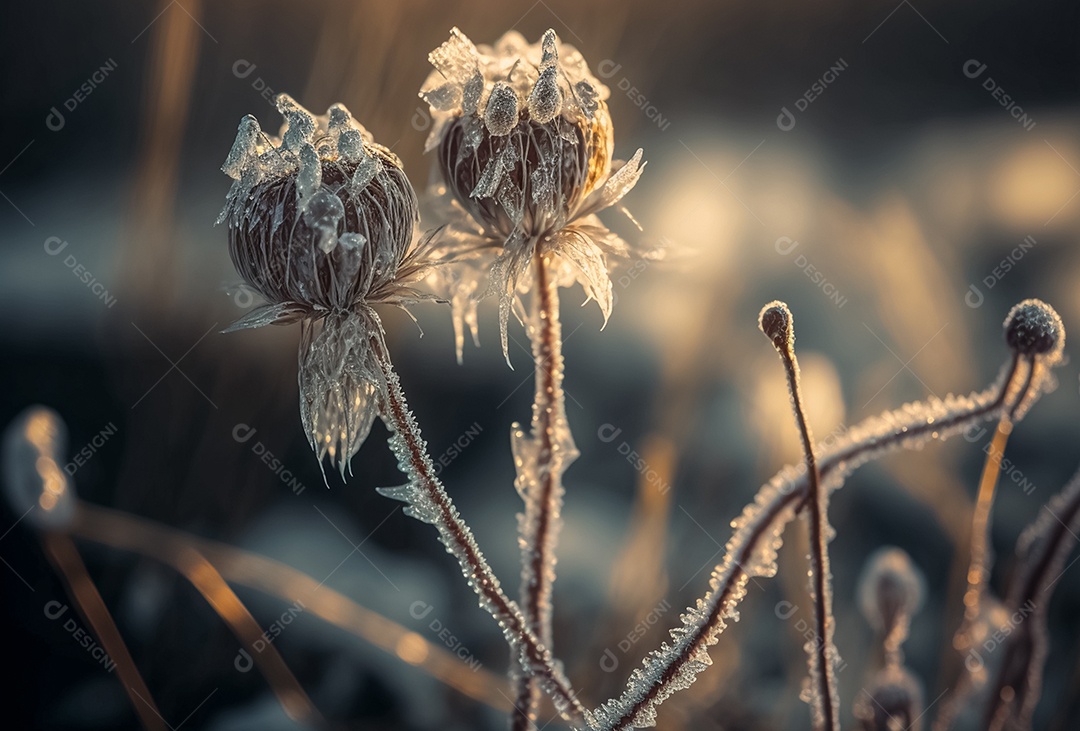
339,232,367,251
276,93,316,154
528,66,562,124
349,152,381,198
303,188,345,253
484,82,520,136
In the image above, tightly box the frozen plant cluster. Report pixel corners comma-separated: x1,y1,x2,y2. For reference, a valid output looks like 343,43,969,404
209,25,1078,731
3,23,1074,731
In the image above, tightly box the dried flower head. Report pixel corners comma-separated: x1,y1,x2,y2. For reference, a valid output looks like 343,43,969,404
219,94,432,478
420,27,656,357
1003,298,1063,358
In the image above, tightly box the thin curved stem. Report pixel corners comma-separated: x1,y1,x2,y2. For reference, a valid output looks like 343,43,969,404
591,356,1026,730
370,334,586,724
513,253,575,729
69,501,515,713
962,417,1013,626
53,510,323,725
42,531,168,731
765,305,838,731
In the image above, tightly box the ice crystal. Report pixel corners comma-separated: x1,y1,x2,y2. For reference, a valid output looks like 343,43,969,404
419,27,663,361
298,312,383,481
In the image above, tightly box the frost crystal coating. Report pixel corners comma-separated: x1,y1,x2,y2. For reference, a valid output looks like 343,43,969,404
419,27,661,360
218,94,436,478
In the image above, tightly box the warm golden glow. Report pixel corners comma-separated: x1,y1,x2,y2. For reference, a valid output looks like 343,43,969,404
25,412,57,452
582,102,615,200
395,632,430,665
990,140,1080,227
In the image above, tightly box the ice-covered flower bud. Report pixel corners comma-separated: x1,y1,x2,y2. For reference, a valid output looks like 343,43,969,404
1004,298,1064,358
219,95,418,323
3,406,76,530
219,96,431,480
858,547,924,652
759,300,794,352
422,27,615,240
853,665,924,731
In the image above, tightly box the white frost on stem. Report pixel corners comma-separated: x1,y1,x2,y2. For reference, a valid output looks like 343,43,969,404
589,356,1041,730
759,301,840,731
369,334,586,724
511,255,580,728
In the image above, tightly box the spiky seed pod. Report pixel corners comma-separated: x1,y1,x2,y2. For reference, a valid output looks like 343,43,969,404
219,95,430,478
424,28,614,238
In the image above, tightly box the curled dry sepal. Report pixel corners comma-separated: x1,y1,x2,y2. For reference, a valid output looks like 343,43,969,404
586,300,1065,730
419,27,663,360
218,94,439,479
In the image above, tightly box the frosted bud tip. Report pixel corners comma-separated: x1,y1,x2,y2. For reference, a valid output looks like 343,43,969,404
857,547,924,635
1004,298,1064,357
759,300,793,351
484,82,520,136
2,406,76,530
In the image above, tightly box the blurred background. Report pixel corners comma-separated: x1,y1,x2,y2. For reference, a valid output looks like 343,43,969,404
2,0,1079,728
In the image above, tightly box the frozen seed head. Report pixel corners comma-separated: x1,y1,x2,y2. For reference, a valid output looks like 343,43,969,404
2,406,76,530
219,96,427,479
422,27,615,239
759,300,794,353
858,547,924,639
219,94,418,317
420,26,653,362
1004,298,1064,358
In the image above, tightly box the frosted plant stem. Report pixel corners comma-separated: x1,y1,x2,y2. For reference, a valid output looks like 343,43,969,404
761,303,839,731
369,334,586,724
589,356,1028,730
513,253,576,730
